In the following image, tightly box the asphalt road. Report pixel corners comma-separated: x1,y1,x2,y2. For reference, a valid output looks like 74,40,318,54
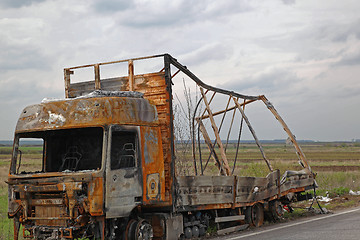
212,208,360,240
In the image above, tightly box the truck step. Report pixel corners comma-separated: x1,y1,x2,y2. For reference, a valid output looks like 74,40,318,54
215,215,245,223
217,224,249,235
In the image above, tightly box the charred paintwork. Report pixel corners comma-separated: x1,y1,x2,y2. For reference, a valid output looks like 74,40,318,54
141,126,166,204
16,96,158,133
175,170,315,211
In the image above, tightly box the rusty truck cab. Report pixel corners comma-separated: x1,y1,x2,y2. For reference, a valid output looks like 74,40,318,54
8,92,166,239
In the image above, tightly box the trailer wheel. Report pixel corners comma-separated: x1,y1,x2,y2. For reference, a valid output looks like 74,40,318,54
192,225,200,238
270,200,283,221
251,203,264,227
184,227,192,239
244,206,252,225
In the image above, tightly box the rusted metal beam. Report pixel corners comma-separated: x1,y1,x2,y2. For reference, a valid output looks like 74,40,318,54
64,69,73,98
232,99,246,175
164,54,176,211
128,60,134,91
94,64,101,90
168,54,259,100
203,96,232,174
232,97,273,172
200,87,231,175
225,101,237,152
197,119,224,174
197,99,257,121
171,69,180,79
67,54,166,70
259,95,312,172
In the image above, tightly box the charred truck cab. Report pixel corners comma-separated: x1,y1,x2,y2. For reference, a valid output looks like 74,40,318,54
8,54,316,240
8,94,167,239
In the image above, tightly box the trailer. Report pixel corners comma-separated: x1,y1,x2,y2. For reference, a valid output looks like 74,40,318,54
7,54,316,239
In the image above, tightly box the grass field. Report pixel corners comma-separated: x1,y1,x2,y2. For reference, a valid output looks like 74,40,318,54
0,142,360,238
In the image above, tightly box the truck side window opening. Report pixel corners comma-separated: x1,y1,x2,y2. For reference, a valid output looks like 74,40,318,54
111,131,137,170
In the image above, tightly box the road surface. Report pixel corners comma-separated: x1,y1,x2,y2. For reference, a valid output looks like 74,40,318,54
212,208,360,240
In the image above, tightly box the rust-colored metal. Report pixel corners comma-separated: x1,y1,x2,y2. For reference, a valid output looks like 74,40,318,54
94,64,101,90
232,97,274,172
140,126,166,204
199,87,231,175
197,119,223,173
197,98,257,121
259,95,312,172
128,60,134,91
16,97,159,133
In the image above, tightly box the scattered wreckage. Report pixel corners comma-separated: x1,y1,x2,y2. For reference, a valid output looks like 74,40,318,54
8,54,316,239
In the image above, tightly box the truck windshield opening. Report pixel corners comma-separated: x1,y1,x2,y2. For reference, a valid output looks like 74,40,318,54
13,127,103,174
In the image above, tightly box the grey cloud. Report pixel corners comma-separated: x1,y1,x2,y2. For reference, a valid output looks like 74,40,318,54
0,41,50,71
218,68,304,95
105,0,253,28
256,18,360,65
281,0,296,5
0,0,46,8
181,43,233,66
317,20,360,43
92,0,134,13
334,51,360,67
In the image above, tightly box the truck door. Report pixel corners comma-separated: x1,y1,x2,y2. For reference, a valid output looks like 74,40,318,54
105,126,142,218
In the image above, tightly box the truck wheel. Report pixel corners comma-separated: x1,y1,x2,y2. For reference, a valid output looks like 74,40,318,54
135,219,153,240
126,219,153,240
126,219,138,240
251,203,264,227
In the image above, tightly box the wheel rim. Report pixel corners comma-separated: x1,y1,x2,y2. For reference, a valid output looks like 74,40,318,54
135,219,153,240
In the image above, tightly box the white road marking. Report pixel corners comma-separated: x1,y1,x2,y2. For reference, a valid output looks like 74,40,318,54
226,208,360,240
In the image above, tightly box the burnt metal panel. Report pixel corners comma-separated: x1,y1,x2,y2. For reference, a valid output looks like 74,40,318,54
15,97,158,133
105,126,142,219
140,126,166,204
236,171,279,203
176,176,235,206
88,177,104,216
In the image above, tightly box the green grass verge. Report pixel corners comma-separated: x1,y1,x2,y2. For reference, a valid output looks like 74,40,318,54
0,188,15,240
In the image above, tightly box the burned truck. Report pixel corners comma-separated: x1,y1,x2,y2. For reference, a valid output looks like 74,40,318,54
8,54,316,239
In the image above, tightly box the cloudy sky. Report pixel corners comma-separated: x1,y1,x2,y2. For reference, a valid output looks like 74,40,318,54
1,0,359,141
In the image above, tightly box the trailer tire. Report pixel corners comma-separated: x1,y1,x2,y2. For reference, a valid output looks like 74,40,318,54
270,200,283,221
199,225,206,236
251,203,264,227
184,227,192,239
192,225,200,238
244,206,252,225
